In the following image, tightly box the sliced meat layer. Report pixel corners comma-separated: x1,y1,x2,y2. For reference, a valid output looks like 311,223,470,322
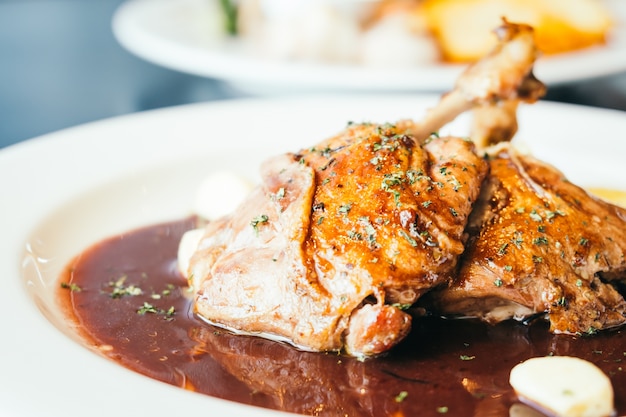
426,145,626,335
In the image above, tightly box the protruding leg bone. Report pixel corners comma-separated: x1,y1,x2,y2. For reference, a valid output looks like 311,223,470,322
471,99,519,147
410,19,546,146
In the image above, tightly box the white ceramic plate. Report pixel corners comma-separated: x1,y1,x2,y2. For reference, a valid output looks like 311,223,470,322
112,0,626,93
1,95,625,417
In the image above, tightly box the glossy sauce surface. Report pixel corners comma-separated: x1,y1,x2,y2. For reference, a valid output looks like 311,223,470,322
58,218,626,417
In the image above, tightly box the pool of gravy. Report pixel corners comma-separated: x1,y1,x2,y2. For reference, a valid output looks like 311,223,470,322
58,218,626,417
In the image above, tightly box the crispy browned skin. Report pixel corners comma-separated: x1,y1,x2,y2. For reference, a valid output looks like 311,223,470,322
190,124,488,357
299,124,488,305
188,20,626,357
426,145,626,334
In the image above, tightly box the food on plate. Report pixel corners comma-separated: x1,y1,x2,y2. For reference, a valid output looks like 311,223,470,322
182,20,626,358
422,0,612,62
223,0,613,65
189,122,489,356
509,356,614,417
59,222,626,416
423,148,626,335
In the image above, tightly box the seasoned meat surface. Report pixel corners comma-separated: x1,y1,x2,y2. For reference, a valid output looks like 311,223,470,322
190,123,488,356
426,145,626,334
299,124,488,305
185,21,626,357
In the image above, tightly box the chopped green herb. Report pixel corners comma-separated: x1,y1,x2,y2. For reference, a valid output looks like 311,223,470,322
319,146,332,158
137,302,159,315
251,214,269,235
400,230,418,247
137,302,176,319
60,282,82,292
108,275,143,298
272,187,285,201
437,406,449,414
449,177,462,191
546,210,567,220
529,210,542,222
359,216,378,248
338,203,352,215
348,230,363,240
460,355,475,361
395,391,408,403
405,169,422,184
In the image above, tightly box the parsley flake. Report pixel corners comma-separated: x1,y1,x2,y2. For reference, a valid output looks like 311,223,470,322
251,214,269,235
395,391,408,403
60,282,82,292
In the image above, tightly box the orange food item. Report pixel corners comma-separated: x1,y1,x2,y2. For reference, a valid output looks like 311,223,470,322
421,0,612,62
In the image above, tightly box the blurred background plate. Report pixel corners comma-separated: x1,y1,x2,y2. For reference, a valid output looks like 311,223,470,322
112,0,626,93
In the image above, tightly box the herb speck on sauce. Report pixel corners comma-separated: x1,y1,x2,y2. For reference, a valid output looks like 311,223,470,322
60,282,82,292
394,391,408,403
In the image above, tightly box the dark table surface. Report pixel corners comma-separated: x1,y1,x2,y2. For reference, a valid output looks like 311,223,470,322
1,0,625,150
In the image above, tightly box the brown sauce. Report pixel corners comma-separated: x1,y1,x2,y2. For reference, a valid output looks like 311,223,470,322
58,218,626,417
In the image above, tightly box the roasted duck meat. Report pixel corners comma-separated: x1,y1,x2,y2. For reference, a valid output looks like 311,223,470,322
185,20,625,357
189,125,488,357
425,146,626,334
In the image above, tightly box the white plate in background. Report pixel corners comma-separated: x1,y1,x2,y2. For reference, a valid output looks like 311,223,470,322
1,95,625,417
112,0,626,93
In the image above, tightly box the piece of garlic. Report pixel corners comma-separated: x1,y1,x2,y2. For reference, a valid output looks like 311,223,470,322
509,356,614,417
177,228,205,279
193,171,253,221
